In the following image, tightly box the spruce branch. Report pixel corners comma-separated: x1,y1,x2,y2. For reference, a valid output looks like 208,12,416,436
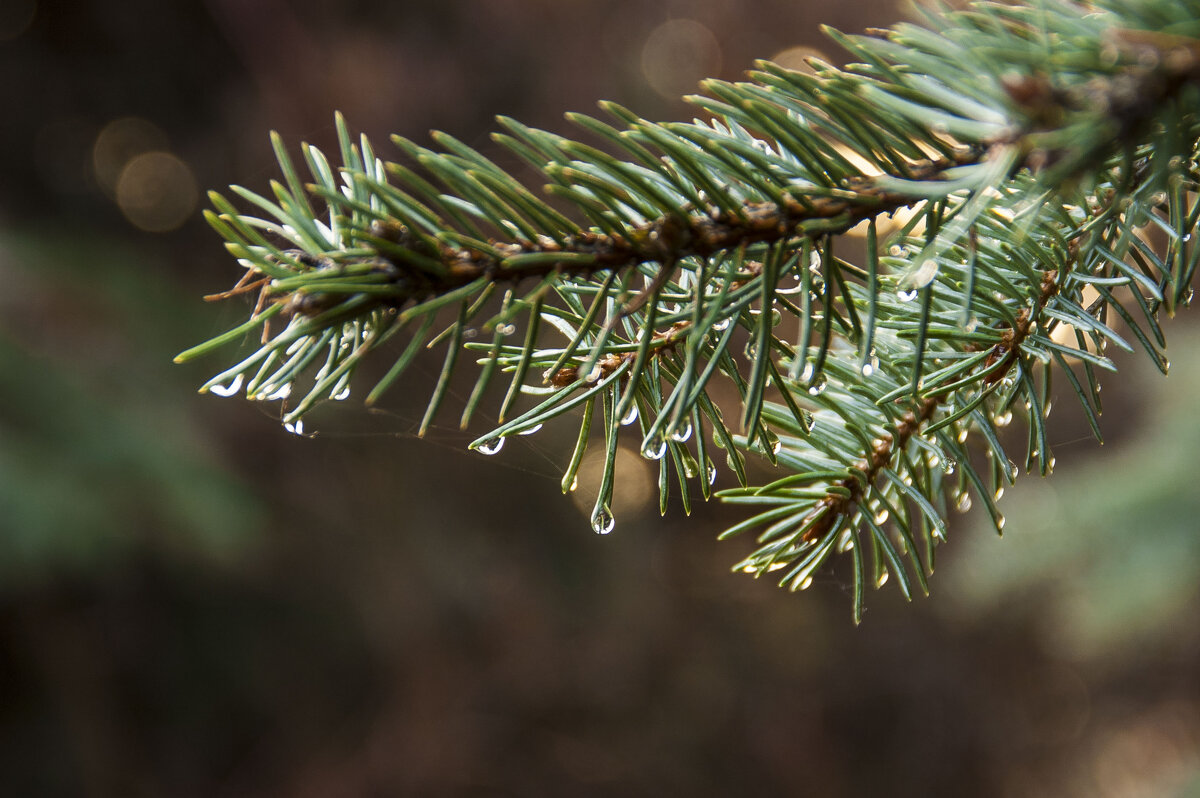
178,0,1200,618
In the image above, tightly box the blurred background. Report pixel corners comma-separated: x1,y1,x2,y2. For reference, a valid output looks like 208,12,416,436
2,0,1199,795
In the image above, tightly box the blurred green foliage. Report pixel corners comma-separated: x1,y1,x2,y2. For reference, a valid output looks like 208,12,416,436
951,328,1200,660
0,231,263,589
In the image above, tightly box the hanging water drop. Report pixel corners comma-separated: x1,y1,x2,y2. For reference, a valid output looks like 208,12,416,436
640,434,667,460
994,410,1013,427
942,457,957,475
795,575,814,591
681,453,700,479
705,459,717,485
712,317,731,332
210,374,244,397
591,505,616,535
874,508,890,525
765,430,782,455
897,287,919,302
996,515,1006,531
283,419,305,436
955,492,973,512
496,323,517,336
670,419,693,443
476,437,505,455
619,404,639,426
800,360,815,382
1007,460,1019,481
568,476,579,492
330,385,351,401
807,374,828,396
957,427,969,444
517,423,544,436
265,383,293,401
994,486,1005,501
875,571,889,588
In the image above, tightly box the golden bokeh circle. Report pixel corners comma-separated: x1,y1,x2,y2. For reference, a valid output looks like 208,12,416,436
115,151,198,233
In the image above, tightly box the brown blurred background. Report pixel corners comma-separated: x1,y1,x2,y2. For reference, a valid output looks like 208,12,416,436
1,0,1199,795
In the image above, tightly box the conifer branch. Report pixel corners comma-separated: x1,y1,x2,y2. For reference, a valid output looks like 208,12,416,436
178,0,1200,618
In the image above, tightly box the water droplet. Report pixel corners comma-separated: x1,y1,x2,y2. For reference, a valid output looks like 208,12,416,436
860,350,879,377
875,571,889,588
264,383,292,401
1185,288,1194,305
517,423,543,436
670,419,693,443
955,492,973,512
568,476,579,492
964,316,979,333
807,375,828,396
283,419,305,436
584,366,603,383
897,288,918,302
874,508,890,525
1007,460,1019,481
994,487,1005,501
641,434,667,460
800,361,815,382
705,460,717,485
681,453,700,479
496,323,516,336
1047,455,1056,472
765,430,782,455
957,428,969,444
330,385,351,401
929,455,940,469
619,404,639,426
591,505,616,535
712,317,731,332
941,457,957,475
996,514,1006,531
994,410,1013,427
476,437,505,455
794,575,814,591
210,374,244,397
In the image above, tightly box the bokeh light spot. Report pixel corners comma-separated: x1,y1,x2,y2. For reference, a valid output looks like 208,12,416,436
93,117,169,194
570,445,654,522
115,151,198,233
768,45,830,75
641,19,722,101
0,0,36,41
